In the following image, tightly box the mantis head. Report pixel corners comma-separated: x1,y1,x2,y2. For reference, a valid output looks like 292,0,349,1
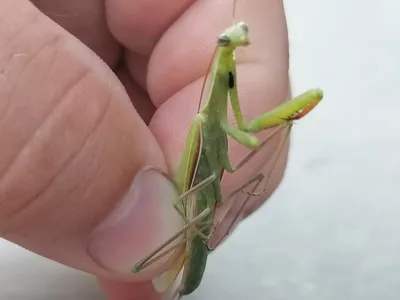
217,21,250,48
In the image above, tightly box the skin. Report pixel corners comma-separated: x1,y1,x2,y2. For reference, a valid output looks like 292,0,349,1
0,0,290,299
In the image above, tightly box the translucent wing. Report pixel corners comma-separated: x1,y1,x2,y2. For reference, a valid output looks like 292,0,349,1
152,250,186,293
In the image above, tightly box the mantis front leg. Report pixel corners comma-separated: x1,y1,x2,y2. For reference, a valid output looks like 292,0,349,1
220,88,323,191
221,88,322,173
210,90,323,247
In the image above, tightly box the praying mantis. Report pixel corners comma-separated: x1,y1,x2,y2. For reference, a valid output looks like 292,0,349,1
132,2,323,299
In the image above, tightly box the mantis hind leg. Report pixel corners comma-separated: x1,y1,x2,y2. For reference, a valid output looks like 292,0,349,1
219,124,290,199
240,124,291,196
172,173,217,240
132,207,212,272
208,173,265,250
206,127,290,249
234,124,288,172
132,174,215,273
133,174,217,272
135,217,213,272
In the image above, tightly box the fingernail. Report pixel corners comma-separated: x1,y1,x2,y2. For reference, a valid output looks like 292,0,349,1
88,168,184,275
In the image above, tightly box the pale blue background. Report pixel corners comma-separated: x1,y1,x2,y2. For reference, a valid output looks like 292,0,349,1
1,0,399,299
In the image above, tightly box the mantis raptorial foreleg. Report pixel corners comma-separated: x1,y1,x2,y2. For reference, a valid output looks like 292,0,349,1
222,89,322,171
220,89,322,199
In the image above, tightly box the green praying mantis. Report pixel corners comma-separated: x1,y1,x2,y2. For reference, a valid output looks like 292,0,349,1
132,2,323,299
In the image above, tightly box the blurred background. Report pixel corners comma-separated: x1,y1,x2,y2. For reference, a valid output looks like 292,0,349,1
1,0,399,299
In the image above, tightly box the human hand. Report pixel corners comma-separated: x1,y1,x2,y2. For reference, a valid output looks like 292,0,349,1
0,0,290,299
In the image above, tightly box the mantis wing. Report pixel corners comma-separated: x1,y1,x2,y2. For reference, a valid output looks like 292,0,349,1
152,116,204,292
152,251,186,292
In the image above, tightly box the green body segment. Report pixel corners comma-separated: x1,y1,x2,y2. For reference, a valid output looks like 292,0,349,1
180,147,220,295
178,20,323,294
180,44,235,295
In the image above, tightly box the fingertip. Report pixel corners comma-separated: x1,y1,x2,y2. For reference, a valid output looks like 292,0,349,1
88,168,185,279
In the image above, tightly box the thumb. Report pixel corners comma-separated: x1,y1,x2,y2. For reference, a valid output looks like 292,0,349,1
0,1,183,281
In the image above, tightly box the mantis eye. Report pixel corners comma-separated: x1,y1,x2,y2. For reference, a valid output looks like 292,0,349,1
237,22,248,33
217,34,231,46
